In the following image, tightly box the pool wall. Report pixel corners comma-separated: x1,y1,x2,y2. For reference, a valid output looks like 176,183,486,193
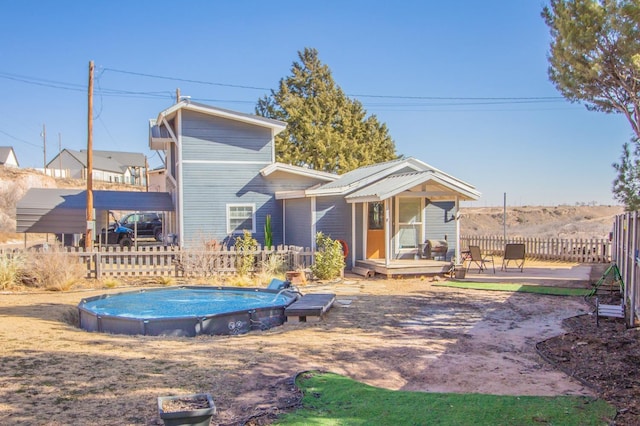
78,286,299,337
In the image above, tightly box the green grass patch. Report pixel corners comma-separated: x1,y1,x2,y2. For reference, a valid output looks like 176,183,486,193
433,281,591,296
277,372,615,425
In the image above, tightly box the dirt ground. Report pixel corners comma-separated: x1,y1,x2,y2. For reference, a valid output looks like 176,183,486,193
0,268,636,425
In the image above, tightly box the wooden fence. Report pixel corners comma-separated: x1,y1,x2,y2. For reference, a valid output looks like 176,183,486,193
611,212,640,327
461,235,611,263
27,245,315,279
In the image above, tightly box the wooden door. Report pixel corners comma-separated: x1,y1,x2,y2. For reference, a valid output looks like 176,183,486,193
366,202,385,259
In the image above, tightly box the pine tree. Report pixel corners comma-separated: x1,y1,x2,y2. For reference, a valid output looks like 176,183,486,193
542,0,640,209
256,48,397,173
612,140,640,211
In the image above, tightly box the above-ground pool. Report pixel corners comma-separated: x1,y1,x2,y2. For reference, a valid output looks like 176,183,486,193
78,286,299,337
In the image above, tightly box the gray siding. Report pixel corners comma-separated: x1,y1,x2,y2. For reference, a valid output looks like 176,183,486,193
354,203,364,260
283,198,313,248
181,163,280,247
316,196,353,267
425,200,457,259
181,110,273,163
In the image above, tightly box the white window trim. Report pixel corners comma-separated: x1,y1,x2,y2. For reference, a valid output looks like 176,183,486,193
226,203,257,234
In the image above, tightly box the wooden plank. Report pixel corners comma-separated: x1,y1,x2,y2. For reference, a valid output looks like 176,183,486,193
285,293,336,318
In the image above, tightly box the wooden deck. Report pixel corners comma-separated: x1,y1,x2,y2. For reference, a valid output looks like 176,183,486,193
355,259,453,278
285,293,336,322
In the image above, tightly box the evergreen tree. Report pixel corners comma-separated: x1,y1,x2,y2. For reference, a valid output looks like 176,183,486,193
542,0,640,209
612,139,640,211
256,48,397,173
542,0,640,135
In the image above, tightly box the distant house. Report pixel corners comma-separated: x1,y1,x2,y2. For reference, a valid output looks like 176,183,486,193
47,149,147,185
149,99,480,273
0,146,19,168
148,167,166,192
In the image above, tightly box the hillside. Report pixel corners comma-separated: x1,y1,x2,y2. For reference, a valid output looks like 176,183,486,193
460,205,624,240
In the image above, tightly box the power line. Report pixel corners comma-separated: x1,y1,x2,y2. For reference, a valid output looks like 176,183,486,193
0,128,40,148
0,68,567,106
101,67,564,102
103,67,271,91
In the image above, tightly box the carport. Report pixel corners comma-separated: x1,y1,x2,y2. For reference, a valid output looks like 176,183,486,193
16,188,174,246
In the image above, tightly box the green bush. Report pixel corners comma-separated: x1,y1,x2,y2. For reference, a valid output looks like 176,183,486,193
235,230,258,276
311,232,345,280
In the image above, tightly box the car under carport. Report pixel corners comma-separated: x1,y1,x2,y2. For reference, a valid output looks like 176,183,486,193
16,188,174,247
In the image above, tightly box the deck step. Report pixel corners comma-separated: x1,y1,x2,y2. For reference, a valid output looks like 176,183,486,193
285,293,336,322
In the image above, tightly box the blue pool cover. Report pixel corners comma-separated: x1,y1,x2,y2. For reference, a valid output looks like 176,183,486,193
78,286,298,336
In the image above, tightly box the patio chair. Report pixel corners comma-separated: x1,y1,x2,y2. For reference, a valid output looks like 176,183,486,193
501,243,525,272
466,246,495,273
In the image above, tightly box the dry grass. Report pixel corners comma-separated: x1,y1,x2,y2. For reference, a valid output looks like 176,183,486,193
22,247,88,291
0,273,594,425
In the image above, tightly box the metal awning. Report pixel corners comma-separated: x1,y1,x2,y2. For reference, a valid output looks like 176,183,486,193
16,188,174,233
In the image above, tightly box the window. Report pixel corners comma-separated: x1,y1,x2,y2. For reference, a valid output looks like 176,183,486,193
368,202,384,230
227,204,256,234
396,198,423,249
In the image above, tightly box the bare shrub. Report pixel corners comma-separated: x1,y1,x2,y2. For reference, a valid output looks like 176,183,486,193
101,277,120,288
0,253,26,290
177,237,228,278
254,253,287,285
154,275,175,286
23,247,87,291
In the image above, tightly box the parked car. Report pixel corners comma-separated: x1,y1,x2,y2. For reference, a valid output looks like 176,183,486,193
118,212,163,241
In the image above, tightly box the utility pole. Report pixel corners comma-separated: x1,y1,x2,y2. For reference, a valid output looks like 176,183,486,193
41,124,46,173
503,192,507,245
176,88,180,103
86,61,94,251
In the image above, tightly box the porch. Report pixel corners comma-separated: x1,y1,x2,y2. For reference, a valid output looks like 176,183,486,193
355,258,453,278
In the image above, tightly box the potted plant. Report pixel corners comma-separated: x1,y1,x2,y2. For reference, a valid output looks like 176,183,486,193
157,393,216,426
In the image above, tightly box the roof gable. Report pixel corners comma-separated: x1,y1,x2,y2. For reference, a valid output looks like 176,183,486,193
0,146,18,166
345,170,481,202
156,100,287,133
260,162,337,182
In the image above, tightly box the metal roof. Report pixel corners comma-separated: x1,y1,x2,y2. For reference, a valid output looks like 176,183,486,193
345,170,481,203
16,189,174,233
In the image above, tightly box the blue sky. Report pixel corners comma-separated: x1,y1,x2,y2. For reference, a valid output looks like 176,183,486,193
0,1,632,206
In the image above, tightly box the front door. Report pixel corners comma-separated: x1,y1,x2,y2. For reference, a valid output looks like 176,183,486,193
366,202,385,259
